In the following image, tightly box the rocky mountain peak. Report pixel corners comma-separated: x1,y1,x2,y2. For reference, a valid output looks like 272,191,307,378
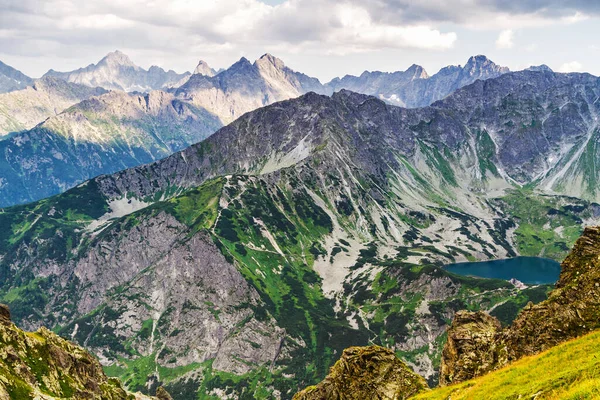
463,54,509,75
42,51,189,92
100,50,137,68
227,56,254,73
406,63,430,79
255,53,286,70
527,64,553,73
193,60,215,76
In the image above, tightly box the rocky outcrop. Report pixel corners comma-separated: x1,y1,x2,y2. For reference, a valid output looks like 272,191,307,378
156,386,174,400
440,226,600,385
0,304,159,399
293,346,428,400
439,311,504,385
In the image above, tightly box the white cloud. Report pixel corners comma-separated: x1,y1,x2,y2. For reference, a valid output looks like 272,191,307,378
558,61,583,73
496,29,514,49
0,0,597,78
0,0,458,64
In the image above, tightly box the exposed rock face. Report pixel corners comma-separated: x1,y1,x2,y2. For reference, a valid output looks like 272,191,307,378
44,50,190,92
103,71,600,205
0,60,34,93
0,89,221,206
440,226,600,385
193,60,216,77
439,311,504,386
0,76,107,136
0,304,158,399
325,55,509,107
0,304,10,324
293,346,428,400
175,53,324,123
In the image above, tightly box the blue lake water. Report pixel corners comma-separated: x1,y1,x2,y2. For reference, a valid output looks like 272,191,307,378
445,256,561,285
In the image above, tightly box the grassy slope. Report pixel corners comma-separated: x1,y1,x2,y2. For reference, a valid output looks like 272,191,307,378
413,330,600,400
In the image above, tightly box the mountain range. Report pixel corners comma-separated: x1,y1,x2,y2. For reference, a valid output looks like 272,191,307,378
1,63,600,399
324,54,512,107
0,52,515,207
44,50,191,93
175,53,324,124
0,89,221,206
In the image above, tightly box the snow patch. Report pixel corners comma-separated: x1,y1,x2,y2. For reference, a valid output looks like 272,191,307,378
86,196,151,232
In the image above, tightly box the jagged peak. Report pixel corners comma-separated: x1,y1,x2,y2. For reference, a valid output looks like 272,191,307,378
99,50,136,68
331,89,377,105
294,346,428,399
193,60,215,77
255,53,286,70
405,63,429,79
230,56,253,69
467,54,491,63
463,54,509,73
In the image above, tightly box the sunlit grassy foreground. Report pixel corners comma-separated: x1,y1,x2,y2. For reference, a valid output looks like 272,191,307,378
413,330,600,400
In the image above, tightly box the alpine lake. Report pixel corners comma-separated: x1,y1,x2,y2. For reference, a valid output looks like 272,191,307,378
445,256,561,285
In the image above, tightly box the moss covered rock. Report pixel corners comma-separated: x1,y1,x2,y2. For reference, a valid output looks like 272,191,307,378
439,311,505,386
0,303,159,399
293,345,428,400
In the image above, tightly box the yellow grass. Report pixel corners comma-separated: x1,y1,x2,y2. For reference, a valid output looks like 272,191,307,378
413,330,600,400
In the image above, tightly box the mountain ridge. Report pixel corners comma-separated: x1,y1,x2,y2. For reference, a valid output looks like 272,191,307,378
0,76,107,136
0,88,222,206
44,50,191,93
0,60,34,94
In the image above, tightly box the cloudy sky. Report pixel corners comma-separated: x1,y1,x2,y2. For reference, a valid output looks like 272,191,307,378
1,0,599,81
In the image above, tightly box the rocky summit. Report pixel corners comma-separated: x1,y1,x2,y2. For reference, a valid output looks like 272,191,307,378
44,50,190,93
293,346,428,400
0,60,34,94
0,303,162,399
440,226,600,385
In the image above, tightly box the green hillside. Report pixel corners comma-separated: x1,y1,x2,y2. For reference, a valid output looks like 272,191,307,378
413,329,600,400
